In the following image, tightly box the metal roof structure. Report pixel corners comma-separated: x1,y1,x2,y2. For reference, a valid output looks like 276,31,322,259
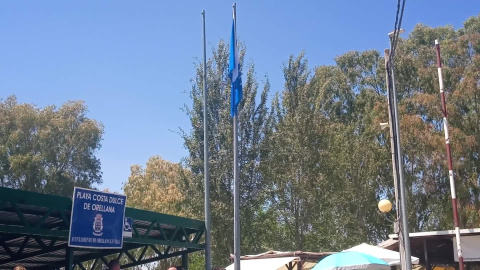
0,187,205,269
387,228,480,240
379,228,480,270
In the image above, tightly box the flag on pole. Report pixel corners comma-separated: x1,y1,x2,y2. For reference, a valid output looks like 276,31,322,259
229,11,242,117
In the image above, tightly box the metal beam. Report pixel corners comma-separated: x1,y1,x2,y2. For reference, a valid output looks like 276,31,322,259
138,245,149,261
0,206,70,230
16,236,30,255
0,224,69,238
0,243,67,266
72,244,142,266
76,262,87,270
121,249,197,269
89,258,100,270
1,242,14,257
192,226,204,244
0,187,72,211
124,249,137,263
156,222,169,241
143,221,156,239
125,208,204,230
7,260,63,264
124,235,204,250
0,223,203,250
37,254,65,259
42,245,187,270
1,187,205,231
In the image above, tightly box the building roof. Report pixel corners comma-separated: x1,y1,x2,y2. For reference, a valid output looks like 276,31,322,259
379,228,480,266
0,187,205,269
387,228,480,240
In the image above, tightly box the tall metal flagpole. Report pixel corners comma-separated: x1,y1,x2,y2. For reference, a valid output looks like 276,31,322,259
202,10,212,270
388,31,412,270
233,4,241,270
435,39,464,270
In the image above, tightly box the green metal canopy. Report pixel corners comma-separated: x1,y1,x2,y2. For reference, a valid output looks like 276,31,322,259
0,187,205,269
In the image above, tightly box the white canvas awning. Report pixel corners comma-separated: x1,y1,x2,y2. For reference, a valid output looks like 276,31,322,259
225,257,299,270
344,243,419,266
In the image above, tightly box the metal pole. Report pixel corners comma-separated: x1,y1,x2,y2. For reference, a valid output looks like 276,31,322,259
384,49,399,226
233,96,240,270
435,39,464,270
389,33,412,270
384,48,405,270
233,5,241,270
65,247,73,270
183,252,189,270
202,10,212,270
423,239,430,270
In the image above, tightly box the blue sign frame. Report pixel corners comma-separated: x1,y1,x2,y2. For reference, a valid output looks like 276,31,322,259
68,187,127,249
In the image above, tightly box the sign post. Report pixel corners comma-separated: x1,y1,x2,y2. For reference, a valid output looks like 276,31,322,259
68,187,127,249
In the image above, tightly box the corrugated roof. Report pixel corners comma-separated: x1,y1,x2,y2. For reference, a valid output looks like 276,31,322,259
0,187,205,269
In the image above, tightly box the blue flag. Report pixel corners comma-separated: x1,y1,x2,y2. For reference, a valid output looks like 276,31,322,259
229,15,242,117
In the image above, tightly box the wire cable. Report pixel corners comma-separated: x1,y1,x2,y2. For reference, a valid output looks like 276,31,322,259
390,0,401,60
390,0,406,61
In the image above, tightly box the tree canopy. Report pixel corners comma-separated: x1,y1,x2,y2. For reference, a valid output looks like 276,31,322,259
0,96,103,196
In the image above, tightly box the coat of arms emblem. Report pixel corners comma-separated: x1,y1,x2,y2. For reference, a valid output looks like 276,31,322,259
93,213,103,236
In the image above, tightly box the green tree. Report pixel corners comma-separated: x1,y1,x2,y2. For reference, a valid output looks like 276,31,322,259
124,156,191,217
263,50,392,251
323,50,392,247
123,156,193,270
262,52,323,251
389,14,480,230
181,40,272,267
0,96,103,196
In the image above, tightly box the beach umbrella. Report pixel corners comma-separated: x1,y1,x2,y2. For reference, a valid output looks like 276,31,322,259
312,251,390,270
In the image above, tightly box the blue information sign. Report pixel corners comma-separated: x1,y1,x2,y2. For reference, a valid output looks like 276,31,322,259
68,187,127,249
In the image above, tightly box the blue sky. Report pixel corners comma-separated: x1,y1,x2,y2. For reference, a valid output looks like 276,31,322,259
0,1,478,193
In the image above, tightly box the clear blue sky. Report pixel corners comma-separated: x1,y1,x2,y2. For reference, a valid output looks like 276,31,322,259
1,1,478,193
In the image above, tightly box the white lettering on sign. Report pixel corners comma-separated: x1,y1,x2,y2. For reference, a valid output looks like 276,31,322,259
91,204,116,213
74,189,126,214
92,194,109,202
71,236,120,245
109,197,124,205
75,190,124,205
76,191,91,200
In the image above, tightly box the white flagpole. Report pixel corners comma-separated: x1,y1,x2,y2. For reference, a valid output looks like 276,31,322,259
202,10,212,270
233,4,241,270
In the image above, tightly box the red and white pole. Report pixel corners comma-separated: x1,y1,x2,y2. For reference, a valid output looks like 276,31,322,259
435,39,464,270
